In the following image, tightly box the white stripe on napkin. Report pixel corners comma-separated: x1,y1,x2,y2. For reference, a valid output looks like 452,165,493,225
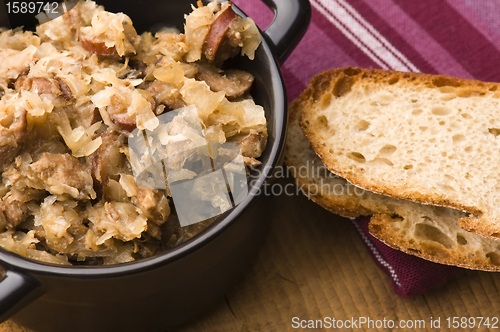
352,221,402,288
312,0,419,73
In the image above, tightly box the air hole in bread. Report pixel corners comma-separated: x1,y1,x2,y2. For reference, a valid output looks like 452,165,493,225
370,223,381,233
390,213,403,222
441,152,447,157
461,113,472,119
441,94,456,101
486,252,500,266
456,89,483,98
343,67,361,76
445,174,456,183
312,75,331,101
346,152,366,163
317,115,329,128
438,86,457,94
439,120,445,126
412,109,423,115
464,146,473,153
411,99,418,103
333,76,354,97
452,134,465,144
432,106,452,116
372,157,394,166
376,94,394,106
490,86,497,92
456,235,467,245
355,120,370,131
0,115,13,128
415,223,453,249
320,94,332,110
431,77,461,88
488,128,500,137
442,184,456,192
403,165,413,170
387,77,399,85
379,144,397,156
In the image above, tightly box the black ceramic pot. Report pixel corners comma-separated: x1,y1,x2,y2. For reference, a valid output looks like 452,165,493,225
0,0,311,331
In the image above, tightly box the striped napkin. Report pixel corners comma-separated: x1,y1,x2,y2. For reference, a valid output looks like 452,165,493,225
233,0,500,296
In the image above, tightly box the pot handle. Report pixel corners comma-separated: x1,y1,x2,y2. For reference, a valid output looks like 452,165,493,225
261,0,311,64
0,266,42,322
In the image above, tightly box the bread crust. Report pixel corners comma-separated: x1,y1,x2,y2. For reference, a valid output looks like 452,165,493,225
298,67,500,239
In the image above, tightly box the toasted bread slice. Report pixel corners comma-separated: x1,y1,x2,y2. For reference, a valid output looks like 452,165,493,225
285,96,500,271
299,67,500,240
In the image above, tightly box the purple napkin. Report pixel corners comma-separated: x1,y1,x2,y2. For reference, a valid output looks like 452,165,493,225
232,0,500,295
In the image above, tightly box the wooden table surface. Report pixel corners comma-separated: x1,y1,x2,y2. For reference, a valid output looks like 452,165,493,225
2,176,500,332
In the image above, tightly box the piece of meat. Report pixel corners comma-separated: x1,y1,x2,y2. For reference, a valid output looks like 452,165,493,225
0,209,6,232
0,108,27,172
30,153,95,200
0,47,36,85
55,77,73,101
133,237,159,258
132,188,170,224
243,156,261,167
0,188,42,229
105,94,137,133
15,76,73,102
146,80,186,111
109,113,137,133
232,132,267,158
80,12,139,58
15,77,53,94
106,92,155,133
146,221,161,240
195,63,254,99
81,38,119,57
0,193,28,229
88,132,127,199
118,60,147,80
203,5,238,62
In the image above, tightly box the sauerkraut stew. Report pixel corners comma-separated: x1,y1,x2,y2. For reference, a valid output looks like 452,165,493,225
0,0,267,265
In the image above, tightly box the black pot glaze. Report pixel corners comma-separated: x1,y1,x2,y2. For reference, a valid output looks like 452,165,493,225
0,1,311,331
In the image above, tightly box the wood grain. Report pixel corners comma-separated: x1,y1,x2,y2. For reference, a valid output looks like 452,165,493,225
2,177,500,331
